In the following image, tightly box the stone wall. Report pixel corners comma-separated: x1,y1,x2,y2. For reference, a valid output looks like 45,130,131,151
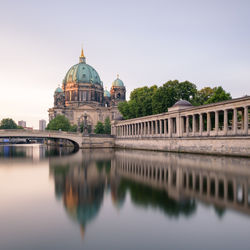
81,135,115,149
114,136,250,157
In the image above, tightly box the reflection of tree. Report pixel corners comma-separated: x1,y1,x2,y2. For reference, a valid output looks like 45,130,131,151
119,179,196,217
96,160,111,174
214,206,226,218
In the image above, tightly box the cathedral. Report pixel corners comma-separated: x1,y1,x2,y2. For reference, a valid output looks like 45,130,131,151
48,49,126,132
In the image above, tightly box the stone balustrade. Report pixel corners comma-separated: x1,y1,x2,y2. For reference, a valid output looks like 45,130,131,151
112,96,250,138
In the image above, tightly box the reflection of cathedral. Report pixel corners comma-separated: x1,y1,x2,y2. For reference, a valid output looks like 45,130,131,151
48,48,126,132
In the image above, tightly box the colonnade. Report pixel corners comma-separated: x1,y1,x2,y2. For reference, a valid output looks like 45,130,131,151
114,97,250,138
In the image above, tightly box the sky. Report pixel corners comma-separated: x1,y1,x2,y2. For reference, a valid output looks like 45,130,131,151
0,0,250,128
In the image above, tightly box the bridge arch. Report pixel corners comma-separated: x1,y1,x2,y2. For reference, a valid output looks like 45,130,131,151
0,130,82,151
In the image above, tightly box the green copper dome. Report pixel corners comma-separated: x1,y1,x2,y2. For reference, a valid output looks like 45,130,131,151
63,50,102,86
112,75,124,87
64,63,102,86
104,89,111,97
55,86,63,93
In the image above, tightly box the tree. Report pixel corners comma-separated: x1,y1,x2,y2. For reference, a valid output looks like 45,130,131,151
152,80,197,114
193,87,214,105
205,86,231,104
104,117,111,134
118,80,231,119
193,86,231,105
118,85,157,119
46,115,71,131
94,121,105,134
69,124,78,132
0,118,18,129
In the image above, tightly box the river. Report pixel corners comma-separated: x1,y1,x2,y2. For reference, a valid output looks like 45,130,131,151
0,144,250,250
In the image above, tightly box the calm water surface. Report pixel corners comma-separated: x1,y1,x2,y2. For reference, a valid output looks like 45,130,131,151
1,144,250,250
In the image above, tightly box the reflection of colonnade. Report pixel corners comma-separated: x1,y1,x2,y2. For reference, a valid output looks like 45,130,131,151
113,96,250,138
114,150,250,215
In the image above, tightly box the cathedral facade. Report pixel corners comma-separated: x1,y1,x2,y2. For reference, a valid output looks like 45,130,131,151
48,49,126,132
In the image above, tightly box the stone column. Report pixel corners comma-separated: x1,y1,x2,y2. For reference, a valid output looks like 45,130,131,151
244,106,248,135
224,109,228,135
233,108,237,135
186,116,189,136
207,112,211,135
215,111,219,135
164,119,167,136
180,116,184,137
192,115,196,135
159,120,162,135
155,120,158,135
176,116,180,137
199,113,203,136
168,118,172,137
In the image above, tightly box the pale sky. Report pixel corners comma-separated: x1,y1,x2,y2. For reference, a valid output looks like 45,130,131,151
0,0,250,128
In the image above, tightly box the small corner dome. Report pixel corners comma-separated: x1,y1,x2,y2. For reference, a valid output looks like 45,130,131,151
104,89,111,97
112,75,124,87
173,100,192,107
55,87,63,93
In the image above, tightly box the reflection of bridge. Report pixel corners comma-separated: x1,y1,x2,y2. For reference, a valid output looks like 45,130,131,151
115,150,250,215
0,129,82,149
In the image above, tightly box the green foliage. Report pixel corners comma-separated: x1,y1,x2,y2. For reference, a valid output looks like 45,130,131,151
118,85,157,119
69,124,78,132
104,117,111,134
94,121,105,134
204,86,232,104
46,115,74,132
152,80,197,114
194,86,231,105
0,118,19,129
118,80,232,119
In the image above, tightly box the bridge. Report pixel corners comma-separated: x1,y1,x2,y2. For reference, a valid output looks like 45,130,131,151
0,129,83,149
112,96,250,156
0,129,115,150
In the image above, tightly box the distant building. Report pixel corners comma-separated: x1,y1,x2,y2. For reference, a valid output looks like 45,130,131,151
39,120,46,131
18,120,26,128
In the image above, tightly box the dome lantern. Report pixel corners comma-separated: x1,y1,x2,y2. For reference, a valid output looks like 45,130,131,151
79,47,86,63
